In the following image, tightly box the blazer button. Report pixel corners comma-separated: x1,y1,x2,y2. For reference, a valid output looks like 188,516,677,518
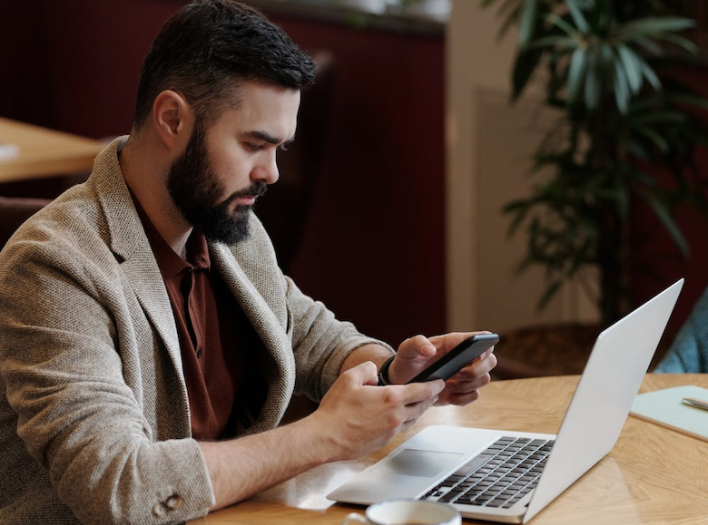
152,502,167,518
166,495,183,510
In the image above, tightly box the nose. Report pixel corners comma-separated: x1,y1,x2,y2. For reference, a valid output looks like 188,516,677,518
252,151,280,185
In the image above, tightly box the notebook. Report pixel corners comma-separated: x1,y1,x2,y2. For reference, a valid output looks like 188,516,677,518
631,385,708,443
328,279,683,524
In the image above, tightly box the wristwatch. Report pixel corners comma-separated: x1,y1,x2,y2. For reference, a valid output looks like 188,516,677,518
377,355,396,386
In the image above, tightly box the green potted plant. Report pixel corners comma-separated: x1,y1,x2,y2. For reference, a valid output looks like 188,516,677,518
482,0,708,326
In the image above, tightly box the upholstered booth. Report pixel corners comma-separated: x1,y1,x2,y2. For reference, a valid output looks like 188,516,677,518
254,50,336,274
0,196,50,250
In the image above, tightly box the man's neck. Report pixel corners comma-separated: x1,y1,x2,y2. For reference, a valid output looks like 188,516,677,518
119,134,193,259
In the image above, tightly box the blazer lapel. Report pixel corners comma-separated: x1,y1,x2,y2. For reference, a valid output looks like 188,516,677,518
120,255,184,377
210,243,290,363
91,138,185,381
210,243,295,427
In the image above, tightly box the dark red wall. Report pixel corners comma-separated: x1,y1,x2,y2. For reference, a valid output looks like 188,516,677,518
630,64,708,337
0,0,447,346
267,13,447,344
0,0,51,126
631,156,708,336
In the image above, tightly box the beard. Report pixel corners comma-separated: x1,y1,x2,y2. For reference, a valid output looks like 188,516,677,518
167,122,267,245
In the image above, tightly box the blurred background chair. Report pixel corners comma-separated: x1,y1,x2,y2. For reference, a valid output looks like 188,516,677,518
0,196,50,251
254,49,336,275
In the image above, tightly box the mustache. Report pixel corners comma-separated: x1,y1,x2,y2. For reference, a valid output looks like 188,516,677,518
234,180,268,199
222,180,268,208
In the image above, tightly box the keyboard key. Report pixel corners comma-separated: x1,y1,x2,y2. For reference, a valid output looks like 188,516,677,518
429,436,555,509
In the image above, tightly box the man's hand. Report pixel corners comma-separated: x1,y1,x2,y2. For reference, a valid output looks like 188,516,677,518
200,362,443,511
200,335,491,510
387,332,497,406
307,361,445,462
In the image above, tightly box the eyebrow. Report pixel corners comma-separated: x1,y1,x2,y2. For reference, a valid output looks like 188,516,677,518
245,130,295,146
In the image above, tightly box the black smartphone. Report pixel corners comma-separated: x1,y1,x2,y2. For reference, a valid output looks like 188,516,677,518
407,333,499,383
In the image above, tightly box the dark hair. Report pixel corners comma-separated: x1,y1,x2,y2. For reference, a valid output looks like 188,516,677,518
133,0,316,129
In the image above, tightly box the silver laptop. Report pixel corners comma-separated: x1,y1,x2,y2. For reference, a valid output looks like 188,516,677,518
328,279,683,523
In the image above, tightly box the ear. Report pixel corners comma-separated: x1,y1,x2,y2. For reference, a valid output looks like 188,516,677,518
151,90,195,151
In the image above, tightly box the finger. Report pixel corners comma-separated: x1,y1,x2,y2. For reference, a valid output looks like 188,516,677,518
441,388,481,407
381,380,445,407
400,419,418,432
400,405,431,430
444,373,492,395
401,393,438,425
389,336,437,385
428,331,492,352
450,352,497,381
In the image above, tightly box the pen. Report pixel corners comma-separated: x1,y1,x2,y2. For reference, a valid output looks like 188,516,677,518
681,397,708,411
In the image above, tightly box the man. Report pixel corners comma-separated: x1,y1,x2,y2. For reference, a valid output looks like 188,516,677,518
0,1,496,523
655,286,708,373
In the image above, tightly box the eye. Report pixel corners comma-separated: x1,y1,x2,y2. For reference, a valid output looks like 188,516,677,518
245,142,265,152
278,143,289,152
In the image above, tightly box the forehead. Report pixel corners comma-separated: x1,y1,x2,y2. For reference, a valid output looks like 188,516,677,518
208,81,301,138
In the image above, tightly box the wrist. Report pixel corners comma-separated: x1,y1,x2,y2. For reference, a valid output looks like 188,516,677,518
377,355,396,386
299,410,343,464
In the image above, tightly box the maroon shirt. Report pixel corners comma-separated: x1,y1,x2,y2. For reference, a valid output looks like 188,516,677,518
134,202,249,440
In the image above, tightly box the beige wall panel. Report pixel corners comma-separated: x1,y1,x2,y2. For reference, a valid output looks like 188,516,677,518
447,0,597,333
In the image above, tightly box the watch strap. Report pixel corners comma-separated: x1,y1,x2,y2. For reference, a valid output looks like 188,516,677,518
377,355,396,386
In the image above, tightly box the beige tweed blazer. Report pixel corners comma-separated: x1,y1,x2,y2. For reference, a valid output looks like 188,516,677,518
0,137,388,524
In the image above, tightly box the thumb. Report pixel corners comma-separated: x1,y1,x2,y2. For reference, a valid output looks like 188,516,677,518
398,335,437,361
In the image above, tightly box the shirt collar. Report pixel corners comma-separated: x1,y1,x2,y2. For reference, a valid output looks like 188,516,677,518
130,190,211,278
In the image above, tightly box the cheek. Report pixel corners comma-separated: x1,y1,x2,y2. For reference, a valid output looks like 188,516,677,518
209,148,253,190
207,141,240,171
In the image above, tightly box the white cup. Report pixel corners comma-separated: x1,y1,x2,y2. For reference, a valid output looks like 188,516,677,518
341,499,461,525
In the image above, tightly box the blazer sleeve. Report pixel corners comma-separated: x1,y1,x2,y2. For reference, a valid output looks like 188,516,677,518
284,275,395,401
232,212,395,402
0,238,214,524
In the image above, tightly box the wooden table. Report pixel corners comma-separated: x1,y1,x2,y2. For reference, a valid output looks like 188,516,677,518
0,118,104,183
191,374,708,524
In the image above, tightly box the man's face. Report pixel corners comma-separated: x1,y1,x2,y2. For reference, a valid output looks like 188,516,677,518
167,81,300,245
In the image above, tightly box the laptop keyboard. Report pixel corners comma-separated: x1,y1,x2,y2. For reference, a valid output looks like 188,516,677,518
422,436,555,509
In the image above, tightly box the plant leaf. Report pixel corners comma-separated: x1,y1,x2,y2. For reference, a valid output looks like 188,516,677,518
634,126,669,152
613,57,630,113
537,280,563,310
526,35,577,50
584,48,600,110
498,5,523,40
567,47,587,104
546,13,578,37
615,17,695,39
652,33,699,54
619,138,650,161
638,57,662,91
632,36,663,56
565,0,589,34
511,48,544,100
617,45,643,94
641,192,691,257
519,0,538,47
666,93,708,112
628,110,686,126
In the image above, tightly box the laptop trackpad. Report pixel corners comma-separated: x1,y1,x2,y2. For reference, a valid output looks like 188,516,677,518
373,449,464,478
